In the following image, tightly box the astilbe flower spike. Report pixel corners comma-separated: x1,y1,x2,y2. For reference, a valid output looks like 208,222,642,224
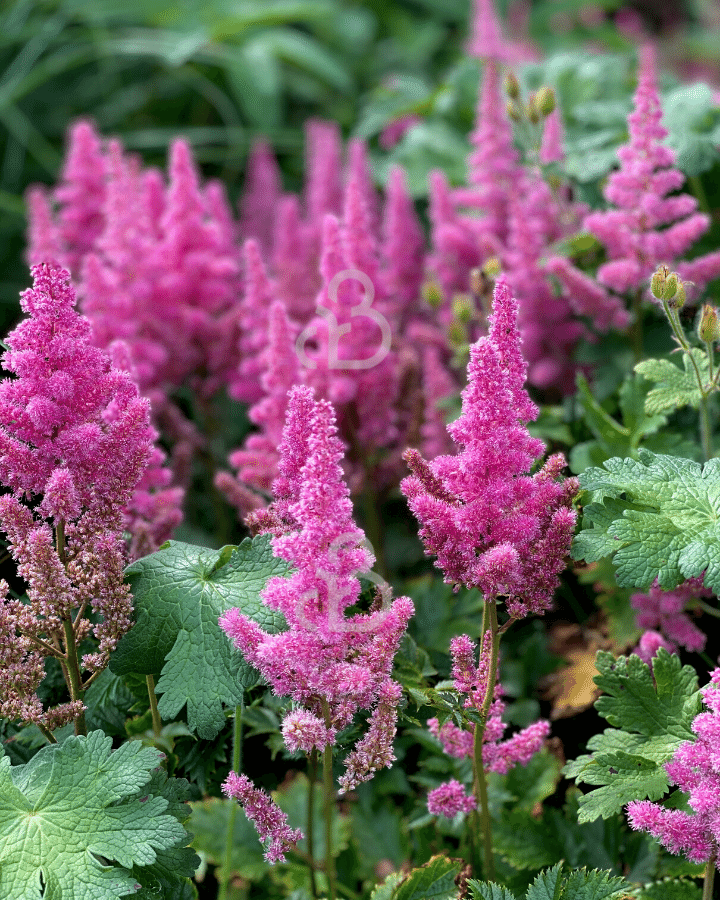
631,576,711,661
627,668,720,868
220,386,413,830
0,263,154,728
584,44,720,298
401,278,578,617
222,773,302,864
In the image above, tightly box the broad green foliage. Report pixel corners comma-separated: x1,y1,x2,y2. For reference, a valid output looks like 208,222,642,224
469,863,628,900
572,450,720,590
188,797,268,883
634,350,709,415
386,855,462,900
0,731,197,900
564,650,701,823
110,536,289,739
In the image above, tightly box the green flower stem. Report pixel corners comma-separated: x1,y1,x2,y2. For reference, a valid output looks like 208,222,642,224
662,300,714,460
56,521,86,736
321,698,337,900
471,599,500,880
631,289,644,363
307,750,319,900
702,848,716,900
37,722,58,744
146,674,162,738
218,702,244,900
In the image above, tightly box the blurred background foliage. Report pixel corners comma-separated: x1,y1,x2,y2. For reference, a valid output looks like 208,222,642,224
0,0,718,325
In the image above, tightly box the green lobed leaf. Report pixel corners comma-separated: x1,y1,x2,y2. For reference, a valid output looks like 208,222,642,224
526,863,628,899
0,731,197,900
110,536,288,739
634,350,709,415
187,797,268,882
391,854,462,899
468,881,517,900
572,449,720,591
563,650,701,823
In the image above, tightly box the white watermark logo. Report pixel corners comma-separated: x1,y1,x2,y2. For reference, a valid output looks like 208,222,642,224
294,531,393,634
295,269,391,370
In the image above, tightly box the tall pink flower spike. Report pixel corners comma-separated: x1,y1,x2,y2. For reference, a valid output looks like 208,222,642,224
219,386,413,807
585,44,720,298
402,278,578,618
627,667,720,869
0,263,154,727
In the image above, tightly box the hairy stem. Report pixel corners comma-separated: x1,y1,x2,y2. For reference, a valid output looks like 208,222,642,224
56,520,86,736
471,599,500,880
219,702,244,900
702,848,716,900
320,699,337,900
630,289,644,363
37,722,58,744
146,674,162,738
308,750,319,900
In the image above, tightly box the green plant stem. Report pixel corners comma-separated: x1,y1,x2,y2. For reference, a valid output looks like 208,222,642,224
218,702,244,900
702,848,716,900
471,599,500,880
320,699,337,900
146,674,162,738
631,289,644,363
37,722,57,744
307,750,319,900
662,300,714,460
689,174,710,215
55,520,87,736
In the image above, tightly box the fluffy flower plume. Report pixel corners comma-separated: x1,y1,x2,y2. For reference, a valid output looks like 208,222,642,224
220,386,413,793
585,44,720,298
627,668,720,867
0,263,154,725
631,577,710,659
402,279,578,617
222,773,302,864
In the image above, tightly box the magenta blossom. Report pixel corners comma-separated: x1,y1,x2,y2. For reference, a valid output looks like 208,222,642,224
402,278,578,617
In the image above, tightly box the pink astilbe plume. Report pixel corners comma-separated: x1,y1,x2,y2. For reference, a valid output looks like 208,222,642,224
427,631,550,817
0,263,154,727
219,386,413,796
402,279,578,617
238,138,282,257
585,44,720,298
631,576,711,659
222,773,303,864
627,668,720,868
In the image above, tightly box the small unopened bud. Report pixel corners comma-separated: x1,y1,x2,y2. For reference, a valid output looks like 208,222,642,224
452,293,474,324
483,257,501,278
662,272,678,302
668,281,686,310
506,101,521,122
650,269,665,300
699,304,720,343
535,87,556,116
422,278,443,309
504,72,520,100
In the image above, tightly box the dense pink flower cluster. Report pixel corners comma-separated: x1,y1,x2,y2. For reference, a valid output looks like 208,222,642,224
631,577,710,663
0,263,154,725
222,772,303,864
402,279,578,616
427,780,477,817
585,44,720,298
627,668,720,867
220,386,413,795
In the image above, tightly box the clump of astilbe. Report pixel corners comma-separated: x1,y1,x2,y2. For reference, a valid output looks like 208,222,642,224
220,386,414,836
26,124,242,459
0,263,154,736
627,668,720,882
427,631,550,818
402,278,578,618
584,44,720,299
631,577,711,663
